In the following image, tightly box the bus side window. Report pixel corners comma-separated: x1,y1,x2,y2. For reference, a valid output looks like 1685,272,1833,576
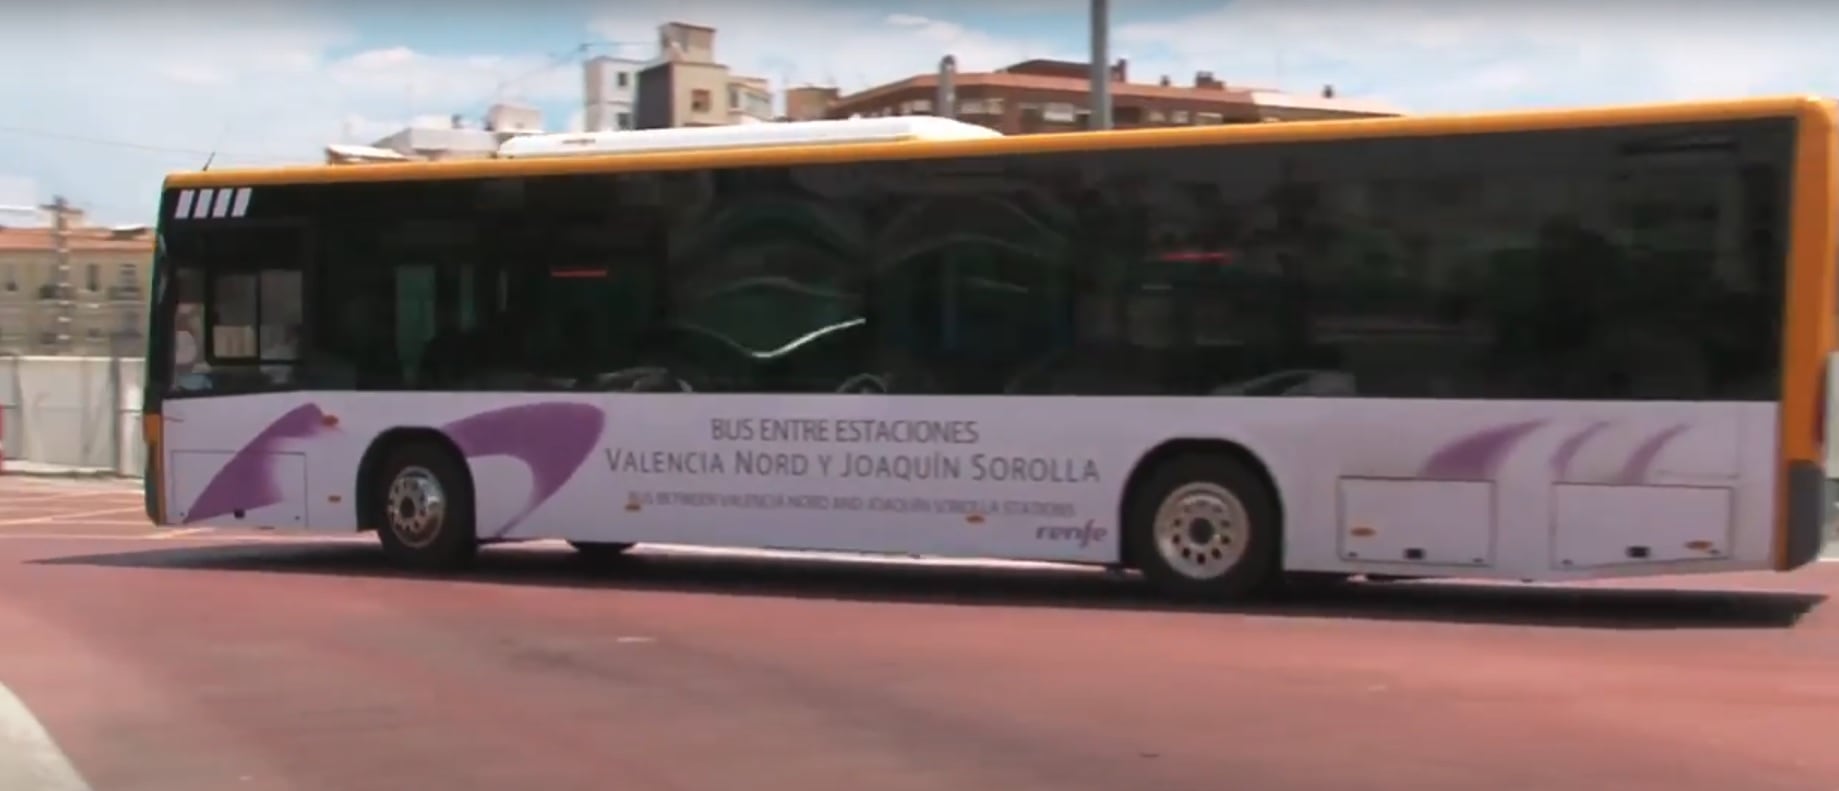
170,267,211,391
206,263,304,388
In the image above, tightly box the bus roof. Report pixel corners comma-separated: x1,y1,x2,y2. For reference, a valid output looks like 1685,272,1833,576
496,116,1003,159
165,95,1836,191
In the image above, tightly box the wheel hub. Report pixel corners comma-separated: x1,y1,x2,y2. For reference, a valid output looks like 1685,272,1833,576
1152,482,1249,581
386,466,446,548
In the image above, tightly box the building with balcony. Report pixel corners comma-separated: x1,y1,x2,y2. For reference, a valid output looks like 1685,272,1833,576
633,22,776,129
0,223,153,356
808,58,1401,133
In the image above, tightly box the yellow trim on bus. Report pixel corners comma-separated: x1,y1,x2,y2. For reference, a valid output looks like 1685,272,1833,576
1776,99,1838,569
142,413,164,524
165,95,1834,189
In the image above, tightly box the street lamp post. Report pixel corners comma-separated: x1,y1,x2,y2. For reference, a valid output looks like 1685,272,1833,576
1090,0,1112,130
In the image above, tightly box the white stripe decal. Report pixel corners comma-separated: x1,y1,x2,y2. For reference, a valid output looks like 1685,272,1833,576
229,187,252,218
192,189,214,220
173,189,195,220
210,188,233,218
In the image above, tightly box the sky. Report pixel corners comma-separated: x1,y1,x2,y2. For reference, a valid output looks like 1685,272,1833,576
2,0,1837,225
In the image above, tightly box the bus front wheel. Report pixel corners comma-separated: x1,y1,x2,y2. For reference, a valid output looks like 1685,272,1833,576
373,441,478,572
1126,454,1280,601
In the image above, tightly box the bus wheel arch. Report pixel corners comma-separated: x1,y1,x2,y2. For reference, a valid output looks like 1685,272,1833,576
1119,438,1287,600
356,427,478,571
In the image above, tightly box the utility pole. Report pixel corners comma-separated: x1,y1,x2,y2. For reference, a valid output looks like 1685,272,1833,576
40,196,121,473
1089,0,1112,130
105,214,123,476
937,55,958,120
41,196,73,352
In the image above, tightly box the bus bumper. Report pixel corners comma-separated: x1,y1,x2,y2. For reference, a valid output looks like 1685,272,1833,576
1783,460,1832,569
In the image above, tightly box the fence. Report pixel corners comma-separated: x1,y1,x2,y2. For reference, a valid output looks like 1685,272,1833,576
0,355,143,476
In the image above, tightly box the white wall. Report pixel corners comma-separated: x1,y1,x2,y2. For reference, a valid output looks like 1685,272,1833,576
0,355,143,474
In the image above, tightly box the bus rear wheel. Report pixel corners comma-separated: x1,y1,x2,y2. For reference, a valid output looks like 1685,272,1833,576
373,441,478,572
1126,453,1280,601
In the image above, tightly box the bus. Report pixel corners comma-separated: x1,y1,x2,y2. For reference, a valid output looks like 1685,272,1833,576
143,99,1837,601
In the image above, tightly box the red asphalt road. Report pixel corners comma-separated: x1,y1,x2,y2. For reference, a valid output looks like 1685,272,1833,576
1,477,1837,791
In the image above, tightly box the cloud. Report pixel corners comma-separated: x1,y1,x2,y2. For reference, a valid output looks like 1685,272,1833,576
0,2,588,224
1116,1,1839,111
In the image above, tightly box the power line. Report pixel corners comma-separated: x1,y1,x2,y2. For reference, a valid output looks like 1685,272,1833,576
482,43,593,109
466,38,652,119
0,124,296,163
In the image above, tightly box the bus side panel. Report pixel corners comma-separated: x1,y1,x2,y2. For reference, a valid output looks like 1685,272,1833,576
160,392,366,531
153,389,1778,582
1286,400,1773,579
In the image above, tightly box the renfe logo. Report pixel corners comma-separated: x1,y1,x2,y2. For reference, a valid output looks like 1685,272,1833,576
1036,520,1109,548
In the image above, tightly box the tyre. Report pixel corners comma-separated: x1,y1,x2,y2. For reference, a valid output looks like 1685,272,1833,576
569,541,635,561
1125,453,1281,601
373,440,478,571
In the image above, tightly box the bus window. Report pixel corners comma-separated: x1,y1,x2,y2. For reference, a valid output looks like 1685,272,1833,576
169,268,208,391
160,224,307,394
207,264,303,387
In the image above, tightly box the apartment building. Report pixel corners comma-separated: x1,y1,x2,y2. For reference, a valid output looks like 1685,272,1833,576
784,86,840,124
0,221,153,356
633,22,776,128
806,58,1401,132
584,55,647,132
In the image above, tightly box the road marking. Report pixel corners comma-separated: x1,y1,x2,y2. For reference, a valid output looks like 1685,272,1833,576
0,532,372,544
0,681,91,791
150,527,212,540
0,508,146,528
31,521,151,528
1,493,132,505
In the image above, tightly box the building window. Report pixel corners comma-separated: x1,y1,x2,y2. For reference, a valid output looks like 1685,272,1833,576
2,264,13,292
727,85,740,109
1043,102,1077,123
691,89,712,113
1196,111,1224,124
958,97,1005,115
1147,109,1167,123
616,72,629,88
616,112,633,130
1171,110,1191,124
85,263,99,291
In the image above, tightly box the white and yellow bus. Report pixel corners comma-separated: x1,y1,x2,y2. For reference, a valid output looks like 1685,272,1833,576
142,97,1835,600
